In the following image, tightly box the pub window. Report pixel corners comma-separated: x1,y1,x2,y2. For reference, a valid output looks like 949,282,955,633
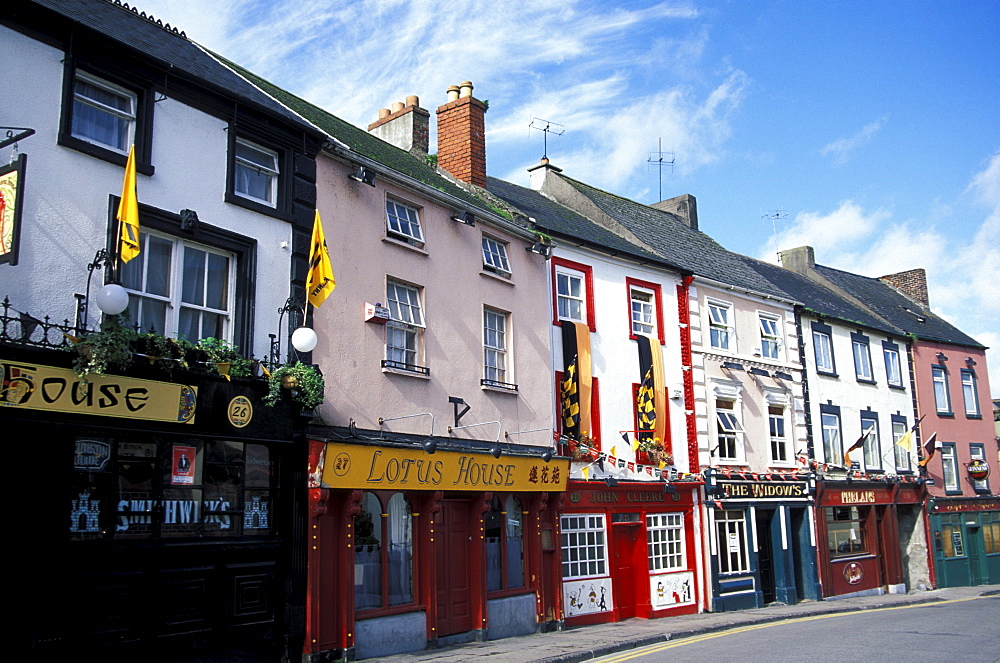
69,435,276,542
982,512,1000,555
647,513,685,572
940,514,965,558
561,514,608,579
353,491,414,611
827,506,868,557
485,495,525,593
715,510,749,574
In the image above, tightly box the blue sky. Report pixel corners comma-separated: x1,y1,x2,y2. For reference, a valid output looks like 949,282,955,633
140,0,999,396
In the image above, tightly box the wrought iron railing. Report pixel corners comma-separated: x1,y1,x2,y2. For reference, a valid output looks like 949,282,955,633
0,296,83,350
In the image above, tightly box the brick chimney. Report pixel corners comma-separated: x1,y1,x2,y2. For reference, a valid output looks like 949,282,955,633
367,95,430,157
436,81,487,188
879,268,929,307
652,193,698,230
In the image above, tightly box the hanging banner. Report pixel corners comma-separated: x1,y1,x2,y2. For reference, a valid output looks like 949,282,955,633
0,153,27,266
321,441,568,491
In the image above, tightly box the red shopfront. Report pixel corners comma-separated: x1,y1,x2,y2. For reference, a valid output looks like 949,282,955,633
304,436,568,661
816,479,927,598
560,480,701,626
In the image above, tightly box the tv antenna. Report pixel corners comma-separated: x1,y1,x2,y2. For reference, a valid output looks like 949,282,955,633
529,117,565,160
647,138,675,201
761,208,789,263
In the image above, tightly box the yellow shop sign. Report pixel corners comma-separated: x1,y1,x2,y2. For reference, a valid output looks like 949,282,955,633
322,442,569,492
1,358,196,424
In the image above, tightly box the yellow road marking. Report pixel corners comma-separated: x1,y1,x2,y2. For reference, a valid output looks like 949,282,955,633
595,596,990,662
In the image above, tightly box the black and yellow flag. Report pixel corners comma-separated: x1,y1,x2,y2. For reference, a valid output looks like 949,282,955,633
561,321,592,439
117,144,140,264
636,334,667,443
307,210,336,308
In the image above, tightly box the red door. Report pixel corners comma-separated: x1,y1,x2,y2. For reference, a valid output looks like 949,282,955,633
436,500,474,636
612,523,641,619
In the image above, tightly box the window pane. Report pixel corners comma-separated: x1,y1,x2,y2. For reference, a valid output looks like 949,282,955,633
387,493,413,606
72,75,134,152
205,253,230,310
354,493,383,610
182,247,207,306
145,236,173,297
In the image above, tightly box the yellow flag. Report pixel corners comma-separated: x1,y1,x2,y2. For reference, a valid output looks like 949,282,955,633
581,465,590,480
895,429,914,452
307,210,336,308
118,145,140,263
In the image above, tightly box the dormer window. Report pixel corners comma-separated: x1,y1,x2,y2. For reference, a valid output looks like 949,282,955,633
233,139,279,207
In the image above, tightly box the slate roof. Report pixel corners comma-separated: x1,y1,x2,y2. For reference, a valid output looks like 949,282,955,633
558,176,789,298
487,177,683,272
813,264,984,347
21,0,320,134
220,59,506,220
738,256,902,335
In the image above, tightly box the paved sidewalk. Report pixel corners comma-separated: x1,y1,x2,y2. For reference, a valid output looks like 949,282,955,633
368,585,1000,663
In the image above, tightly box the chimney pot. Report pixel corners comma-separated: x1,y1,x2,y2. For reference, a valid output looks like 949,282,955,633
378,108,390,119
459,81,474,98
406,95,419,107
447,85,460,102
391,101,405,113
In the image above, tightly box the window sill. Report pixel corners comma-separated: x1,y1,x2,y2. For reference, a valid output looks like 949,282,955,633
936,411,955,418
888,383,906,391
58,134,155,175
486,588,533,601
944,488,964,496
964,413,983,420
382,235,428,255
815,370,839,378
855,378,877,385
480,269,515,285
382,364,431,379
482,380,519,394
355,603,424,621
224,191,292,222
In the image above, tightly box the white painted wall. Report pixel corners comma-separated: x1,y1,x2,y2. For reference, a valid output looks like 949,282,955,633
0,26,294,360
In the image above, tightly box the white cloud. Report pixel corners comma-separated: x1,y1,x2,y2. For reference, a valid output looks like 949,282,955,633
820,115,889,164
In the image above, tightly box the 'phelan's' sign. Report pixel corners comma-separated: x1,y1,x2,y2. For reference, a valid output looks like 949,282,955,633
0,358,196,423
321,442,569,492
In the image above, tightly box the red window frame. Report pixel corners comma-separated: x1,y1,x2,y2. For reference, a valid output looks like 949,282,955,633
551,256,596,331
625,277,665,344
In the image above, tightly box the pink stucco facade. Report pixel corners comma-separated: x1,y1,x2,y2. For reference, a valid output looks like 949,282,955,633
310,156,555,448
914,341,996,497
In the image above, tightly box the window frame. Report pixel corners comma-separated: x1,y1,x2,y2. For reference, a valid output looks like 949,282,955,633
891,415,911,473
353,491,416,614
715,399,744,463
384,197,424,247
551,257,596,331
109,199,256,349
647,513,686,573
932,365,952,415
560,513,609,580
232,138,280,208
625,277,665,344
970,444,989,493
59,60,155,174
851,332,875,383
883,340,904,388
961,369,981,417
940,443,960,494
481,234,512,278
485,494,527,596
827,506,869,558
820,404,842,466
758,312,782,360
768,405,789,464
482,307,516,391
707,299,734,352
860,412,881,471
383,278,428,375
224,128,294,220
811,322,836,376
715,510,750,574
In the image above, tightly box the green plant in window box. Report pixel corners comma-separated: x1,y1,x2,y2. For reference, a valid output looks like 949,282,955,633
72,315,137,379
197,337,254,379
264,362,325,408
135,332,195,372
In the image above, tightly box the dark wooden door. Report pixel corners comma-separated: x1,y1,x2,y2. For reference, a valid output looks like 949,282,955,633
436,500,474,636
756,510,776,604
